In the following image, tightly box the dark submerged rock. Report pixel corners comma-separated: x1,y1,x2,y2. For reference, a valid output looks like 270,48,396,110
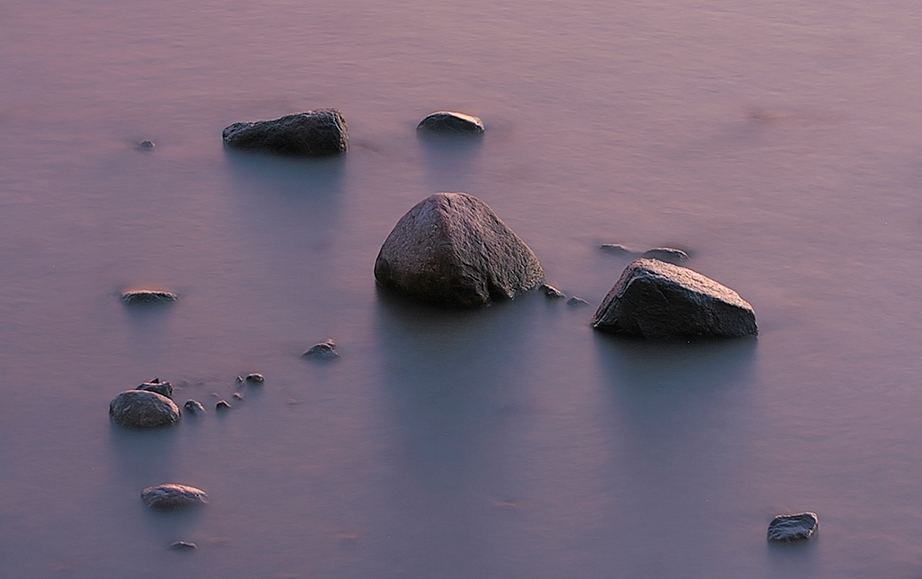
641,247,690,263
567,296,591,307
135,377,172,398
141,483,208,511
600,243,640,255
767,512,818,542
215,400,232,411
222,109,348,156
302,339,339,360
109,390,180,428
592,258,758,338
374,192,544,307
541,284,566,299
137,140,155,150
244,373,264,384
417,111,485,134
169,541,197,551
183,400,206,415
121,289,178,305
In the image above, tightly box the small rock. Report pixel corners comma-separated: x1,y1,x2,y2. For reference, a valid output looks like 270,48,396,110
768,512,819,542
121,289,178,305
232,392,244,400
234,375,244,385
135,377,172,399
169,541,197,551
374,192,544,307
109,390,180,428
641,247,689,263
541,284,566,299
215,400,232,411
600,243,640,255
417,111,485,134
592,258,758,338
302,340,339,360
183,400,205,415
137,140,155,150
244,373,264,384
222,109,348,156
567,296,591,307
141,483,208,511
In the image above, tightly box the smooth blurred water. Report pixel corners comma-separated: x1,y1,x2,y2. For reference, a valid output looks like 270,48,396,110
3,1,922,577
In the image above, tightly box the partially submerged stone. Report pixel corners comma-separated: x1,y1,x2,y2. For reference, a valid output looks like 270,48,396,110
374,192,544,307
121,289,178,305
141,483,208,511
641,247,689,263
768,512,818,542
135,377,172,398
302,339,339,360
222,109,348,156
109,390,180,428
600,243,640,255
567,296,591,307
169,541,197,551
417,111,484,134
592,258,758,338
541,284,566,299
183,400,206,415
244,373,264,384
215,400,232,411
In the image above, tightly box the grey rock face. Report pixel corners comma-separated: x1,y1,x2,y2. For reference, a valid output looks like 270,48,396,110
592,258,758,338
768,512,818,542
374,192,544,307
302,340,339,360
417,111,484,134
141,484,208,511
136,377,172,398
109,390,180,428
222,109,348,156
183,400,206,415
121,289,178,305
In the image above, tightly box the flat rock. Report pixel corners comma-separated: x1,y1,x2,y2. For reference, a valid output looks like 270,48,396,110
169,541,197,551
592,258,758,338
135,377,172,398
768,512,818,542
121,289,178,305
109,390,180,428
641,247,689,263
141,484,208,511
302,340,339,359
417,111,484,134
183,400,205,415
567,296,591,307
222,109,348,156
374,192,544,307
600,243,640,255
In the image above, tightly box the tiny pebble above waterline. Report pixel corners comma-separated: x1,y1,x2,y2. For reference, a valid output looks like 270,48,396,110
141,484,208,511
767,512,818,542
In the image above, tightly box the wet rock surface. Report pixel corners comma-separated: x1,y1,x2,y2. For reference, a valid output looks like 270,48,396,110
417,111,485,134
374,192,544,307
592,258,758,338
141,484,208,511
121,289,178,305
135,377,172,398
768,512,818,542
222,109,348,156
109,390,180,428
302,339,339,360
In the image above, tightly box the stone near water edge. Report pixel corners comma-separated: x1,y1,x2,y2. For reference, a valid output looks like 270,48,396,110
592,258,758,339
374,192,545,307
141,483,208,511
541,284,566,299
232,393,244,400
137,140,155,150
417,111,485,134
183,400,205,415
169,541,197,551
641,247,689,264
599,243,640,256
767,512,818,542
222,109,348,156
215,400,232,411
567,296,591,307
121,289,178,305
109,390,180,428
302,339,339,360
244,373,264,384
135,377,172,398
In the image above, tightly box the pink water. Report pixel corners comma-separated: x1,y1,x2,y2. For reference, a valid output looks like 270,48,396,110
3,1,922,577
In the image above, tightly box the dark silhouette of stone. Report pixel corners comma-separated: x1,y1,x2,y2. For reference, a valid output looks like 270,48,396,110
137,140,155,150
641,247,689,263
121,289,178,305
109,390,180,428
567,296,591,307
374,192,544,307
768,512,818,542
141,484,208,511
417,111,484,134
541,284,566,299
302,339,339,360
135,377,172,398
244,373,264,384
215,400,232,411
222,109,348,156
169,541,197,551
183,400,205,415
593,259,757,338
600,243,639,255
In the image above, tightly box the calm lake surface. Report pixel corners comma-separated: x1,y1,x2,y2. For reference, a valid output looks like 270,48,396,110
3,1,922,577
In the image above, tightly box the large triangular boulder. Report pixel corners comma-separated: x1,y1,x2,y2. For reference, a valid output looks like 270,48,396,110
592,258,757,338
374,192,544,307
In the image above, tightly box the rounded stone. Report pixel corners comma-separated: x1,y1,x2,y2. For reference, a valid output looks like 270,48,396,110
141,483,208,511
109,390,180,428
244,373,264,384
121,289,178,305
302,340,339,360
768,512,818,542
417,111,484,134
222,109,348,156
183,400,205,415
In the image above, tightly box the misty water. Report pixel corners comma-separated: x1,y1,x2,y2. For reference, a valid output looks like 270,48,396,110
3,0,922,577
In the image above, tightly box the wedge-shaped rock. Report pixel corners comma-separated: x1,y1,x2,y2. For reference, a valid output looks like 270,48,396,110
374,192,544,307
417,111,485,134
109,390,180,428
592,258,757,338
222,109,348,156
141,483,208,511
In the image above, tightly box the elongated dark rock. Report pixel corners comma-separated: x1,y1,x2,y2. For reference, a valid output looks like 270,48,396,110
222,109,348,156
141,484,208,511
768,512,818,542
109,390,180,428
374,192,544,307
121,289,178,305
417,111,485,134
592,258,757,338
